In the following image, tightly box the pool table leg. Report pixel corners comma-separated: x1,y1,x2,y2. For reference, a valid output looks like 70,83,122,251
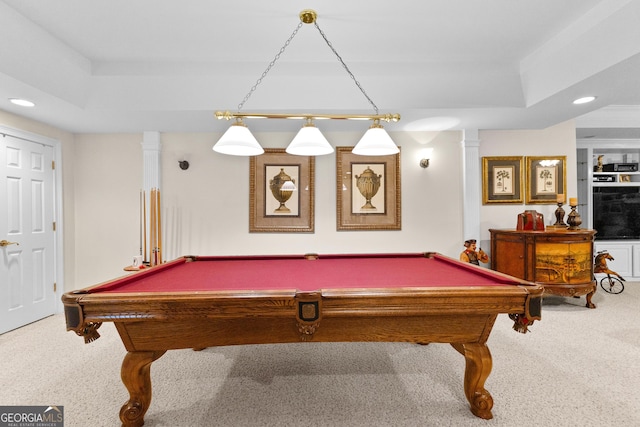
119,350,167,427
451,342,494,420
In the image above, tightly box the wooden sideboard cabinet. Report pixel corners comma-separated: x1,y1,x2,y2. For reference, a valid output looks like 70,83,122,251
489,228,597,308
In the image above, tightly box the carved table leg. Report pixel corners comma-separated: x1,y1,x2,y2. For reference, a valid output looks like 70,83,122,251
451,342,494,419
119,350,166,427
585,289,596,309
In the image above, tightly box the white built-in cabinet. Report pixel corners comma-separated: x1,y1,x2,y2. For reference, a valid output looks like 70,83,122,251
577,140,640,279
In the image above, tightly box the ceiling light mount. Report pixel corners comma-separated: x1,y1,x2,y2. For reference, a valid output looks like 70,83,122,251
213,9,400,157
299,9,317,24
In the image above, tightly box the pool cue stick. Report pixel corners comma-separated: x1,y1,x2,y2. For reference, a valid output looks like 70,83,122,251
153,188,158,266
143,190,147,264
139,190,143,257
150,188,156,266
156,189,162,264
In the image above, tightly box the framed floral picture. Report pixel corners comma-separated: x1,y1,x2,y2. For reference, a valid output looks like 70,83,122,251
249,149,314,232
525,156,566,204
482,156,524,204
336,147,401,230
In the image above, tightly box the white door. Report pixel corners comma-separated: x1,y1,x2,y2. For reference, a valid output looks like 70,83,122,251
0,133,56,334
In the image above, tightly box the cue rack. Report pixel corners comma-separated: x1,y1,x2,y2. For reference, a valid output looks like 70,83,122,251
140,188,162,267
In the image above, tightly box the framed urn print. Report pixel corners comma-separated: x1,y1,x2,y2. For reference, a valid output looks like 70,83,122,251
249,149,314,232
336,147,401,230
482,156,524,204
525,155,566,204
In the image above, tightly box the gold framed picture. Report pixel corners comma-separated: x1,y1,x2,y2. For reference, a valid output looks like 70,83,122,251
336,146,401,231
482,156,524,204
249,149,314,232
525,156,567,204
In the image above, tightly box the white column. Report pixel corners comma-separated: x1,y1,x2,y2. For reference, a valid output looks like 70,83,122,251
141,131,161,192
141,131,161,263
460,129,481,242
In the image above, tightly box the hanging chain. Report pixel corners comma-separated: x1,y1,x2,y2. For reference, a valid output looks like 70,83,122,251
236,15,380,115
314,21,379,115
237,22,304,112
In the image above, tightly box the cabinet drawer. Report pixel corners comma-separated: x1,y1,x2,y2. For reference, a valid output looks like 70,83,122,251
536,235,592,243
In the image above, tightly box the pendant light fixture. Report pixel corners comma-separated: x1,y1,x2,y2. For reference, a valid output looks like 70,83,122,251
352,119,400,156
286,118,333,156
213,118,264,156
213,9,400,156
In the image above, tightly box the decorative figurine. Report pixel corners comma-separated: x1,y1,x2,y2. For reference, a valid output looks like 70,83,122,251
595,155,604,172
460,239,489,265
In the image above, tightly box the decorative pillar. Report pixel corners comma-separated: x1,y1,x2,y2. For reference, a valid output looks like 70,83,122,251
141,131,161,263
461,129,481,242
141,131,161,193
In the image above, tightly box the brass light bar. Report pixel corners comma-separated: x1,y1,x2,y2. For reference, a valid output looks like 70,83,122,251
215,111,401,122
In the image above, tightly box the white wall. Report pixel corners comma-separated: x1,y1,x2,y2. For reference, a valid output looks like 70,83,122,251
478,120,578,252
159,130,464,259
73,133,143,287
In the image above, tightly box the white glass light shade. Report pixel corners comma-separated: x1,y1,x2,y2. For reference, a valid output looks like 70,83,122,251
352,124,399,156
280,180,297,191
286,124,334,156
213,121,264,156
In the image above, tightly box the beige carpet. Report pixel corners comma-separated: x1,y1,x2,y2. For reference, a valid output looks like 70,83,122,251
2,282,639,426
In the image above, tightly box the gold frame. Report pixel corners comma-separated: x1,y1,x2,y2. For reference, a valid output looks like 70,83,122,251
336,147,401,230
249,149,314,233
482,156,524,204
525,156,567,204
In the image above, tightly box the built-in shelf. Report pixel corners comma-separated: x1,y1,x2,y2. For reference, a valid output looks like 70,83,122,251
593,171,640,185
577,140,640,278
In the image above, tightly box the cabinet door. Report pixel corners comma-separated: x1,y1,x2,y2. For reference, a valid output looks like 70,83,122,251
535,242,592,284
494,238,525,279
568,242,594,284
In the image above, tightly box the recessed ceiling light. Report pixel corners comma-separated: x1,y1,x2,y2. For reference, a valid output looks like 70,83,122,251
573,96,596,105
9,98,36,107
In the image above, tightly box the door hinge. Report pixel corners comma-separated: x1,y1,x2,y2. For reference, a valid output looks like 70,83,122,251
52,160,55,170
53,282,57,292
52,222,56,231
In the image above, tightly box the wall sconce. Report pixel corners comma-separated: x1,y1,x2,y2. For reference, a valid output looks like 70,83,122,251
419,148,434,168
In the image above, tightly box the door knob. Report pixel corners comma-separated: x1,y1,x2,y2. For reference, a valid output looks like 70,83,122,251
0,240,19,247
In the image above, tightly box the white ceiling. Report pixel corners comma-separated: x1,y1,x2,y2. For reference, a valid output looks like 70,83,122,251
1,0,639,137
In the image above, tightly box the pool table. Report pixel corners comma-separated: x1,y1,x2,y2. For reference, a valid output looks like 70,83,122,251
62,252,542,426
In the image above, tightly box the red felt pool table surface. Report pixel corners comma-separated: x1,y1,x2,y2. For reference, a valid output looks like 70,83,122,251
63,252,543,426
91,252,525,293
